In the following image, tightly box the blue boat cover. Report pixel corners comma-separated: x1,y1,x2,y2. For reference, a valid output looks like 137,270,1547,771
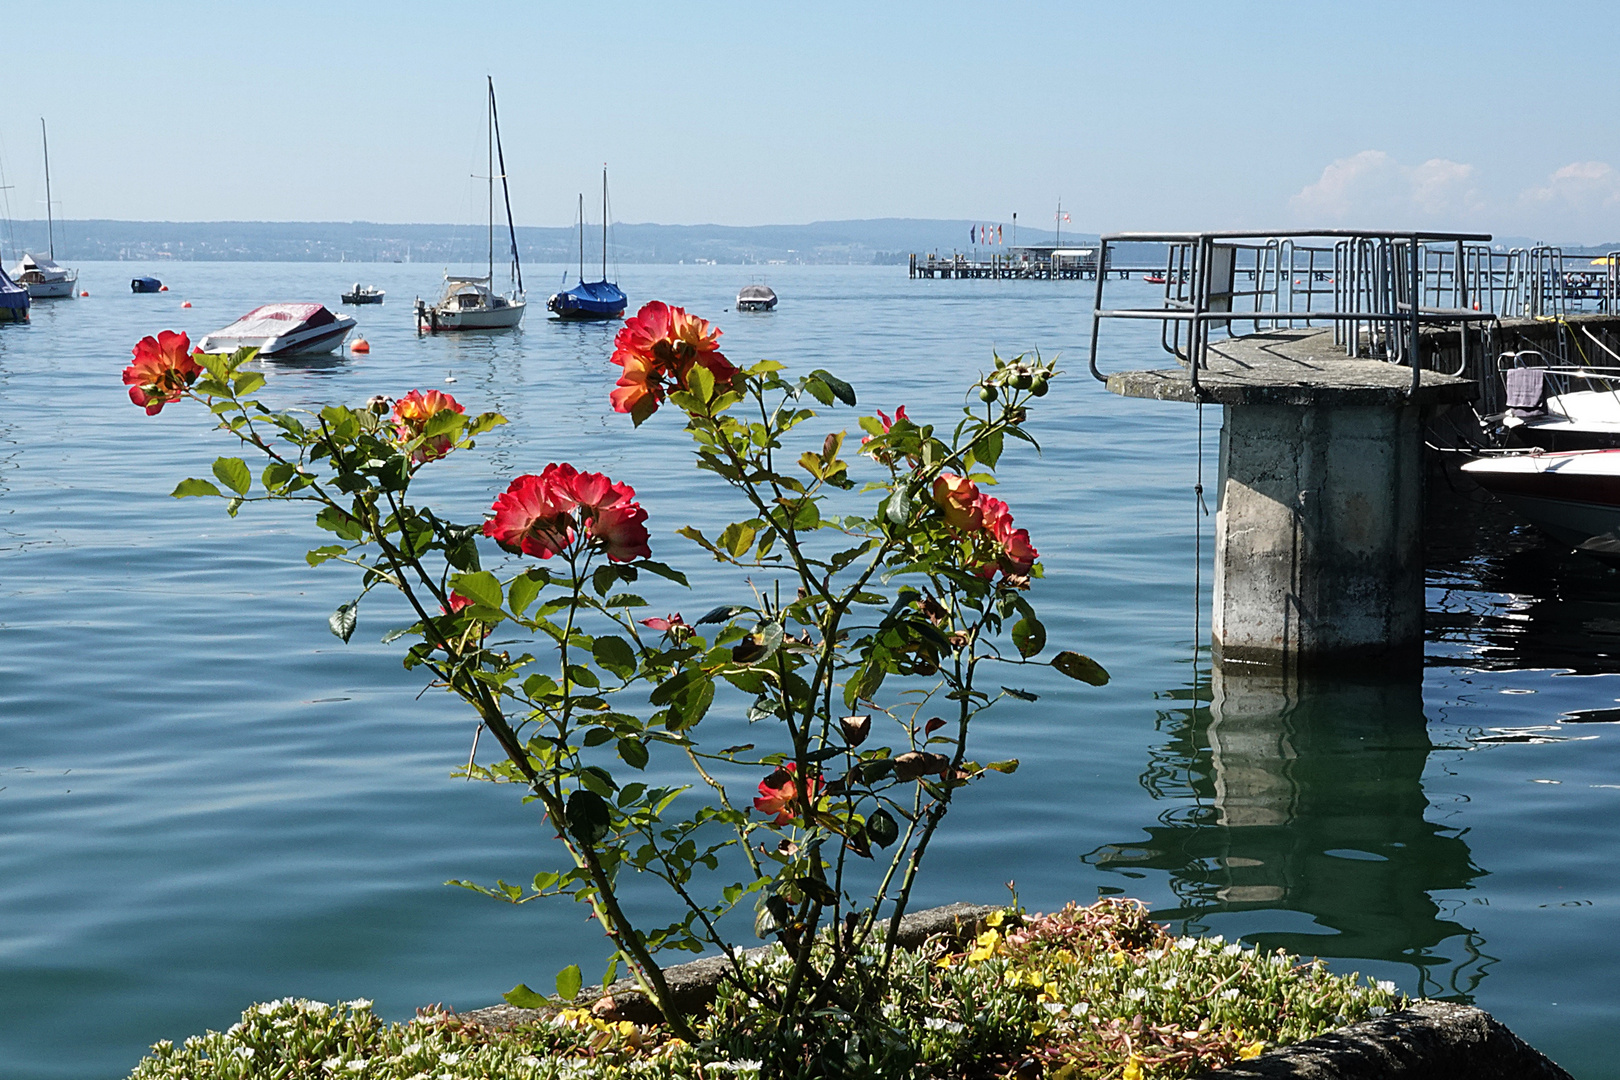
552,279,626,317
0,265,28,312
132,276,163,293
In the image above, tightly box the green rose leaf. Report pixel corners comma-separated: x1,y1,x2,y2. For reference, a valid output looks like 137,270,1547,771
592,635,637,678
565,789,612,846
508,570,546,617
617,737,649,770
329,602,358,643
809,368,857,407
450,570,503,611
1052,651,1110,686
503,983,548,1009
555,964,583,1001
1012,617,1047,659
212,456,251,496
866,808,899,848
171,478,222,499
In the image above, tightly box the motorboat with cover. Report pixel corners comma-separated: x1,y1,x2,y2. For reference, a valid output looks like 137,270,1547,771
736,284,777,312
547,170,626,321
197,303,356,358
1462,449,1620,561
10,253,77,299
131,276,163,293
0,265,28,323
342,283,384,304
417,78,525,332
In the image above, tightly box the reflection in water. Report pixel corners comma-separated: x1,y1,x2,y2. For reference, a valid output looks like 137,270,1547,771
1088,669,1491,999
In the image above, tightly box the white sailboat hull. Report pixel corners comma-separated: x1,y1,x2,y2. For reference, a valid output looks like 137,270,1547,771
425,298,526,330
24,276,77,299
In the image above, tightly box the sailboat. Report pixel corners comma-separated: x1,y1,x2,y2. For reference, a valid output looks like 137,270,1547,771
415,78,525,333
547,167,626,321
9,119,78,300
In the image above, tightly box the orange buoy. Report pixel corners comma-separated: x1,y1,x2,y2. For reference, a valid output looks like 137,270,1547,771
181,301,192,308
350,337,370,353
160,285,169,292
80,290,89,297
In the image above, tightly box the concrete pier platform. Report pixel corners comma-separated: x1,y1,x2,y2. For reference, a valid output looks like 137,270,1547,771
1105,328,1475,671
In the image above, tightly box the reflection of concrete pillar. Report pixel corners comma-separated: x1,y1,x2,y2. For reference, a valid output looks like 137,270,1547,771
1212,405,1425,670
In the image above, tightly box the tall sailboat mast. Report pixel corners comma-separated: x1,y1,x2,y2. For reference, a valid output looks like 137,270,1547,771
487,77,523,297
486,83,494,284
42,119,54,261
577,195,585,283
602,166,608,282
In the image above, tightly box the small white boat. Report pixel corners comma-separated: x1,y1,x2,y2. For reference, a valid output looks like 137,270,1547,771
10,253,77,298
197,303,356,358
1462,449,1620,559
736,284,777,312
341,283,385,305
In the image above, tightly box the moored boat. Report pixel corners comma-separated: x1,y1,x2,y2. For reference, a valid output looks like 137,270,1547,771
0,265,28,323
197,303,356,358
1462,449,1620,560
417,78,525,333
11,253,77,298
547,169,626,321
131,276,163,293
736,284,777,312
341,283,384,305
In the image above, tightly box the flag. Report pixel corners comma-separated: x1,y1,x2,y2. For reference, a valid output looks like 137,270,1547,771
997,224,1003,244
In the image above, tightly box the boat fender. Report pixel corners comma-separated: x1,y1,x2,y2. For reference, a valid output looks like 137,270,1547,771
351,337,370,354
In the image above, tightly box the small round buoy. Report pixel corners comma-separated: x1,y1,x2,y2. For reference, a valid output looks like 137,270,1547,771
160,285,169,292
181,301,192,308
350,337,370,354
445,374,457,384
80,290,89,297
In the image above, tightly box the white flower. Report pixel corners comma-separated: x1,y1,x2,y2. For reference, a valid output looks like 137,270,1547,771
1175,936,1197,951
1208,935,1225,946
346,1060,368,1072
1218,988,1239,1001
922,1017,965,1034
323,1058,344,1071
1042,1002,1066,1015
1222,943,1242,956
439,1052,461,1065
1370,1005,1387,1017
1073,1001,1090,1016
1161,976,1179,991
345,998,374,1011
403,1043,424,1057
233,1047,254,1060
1126,988,1147,1002
1144,949,1164,960
1376,980,1396,994
1133,967,1148,978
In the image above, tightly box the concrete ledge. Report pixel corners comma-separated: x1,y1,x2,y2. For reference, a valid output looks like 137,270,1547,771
1197,1000,1572,1080
462,902,998,1029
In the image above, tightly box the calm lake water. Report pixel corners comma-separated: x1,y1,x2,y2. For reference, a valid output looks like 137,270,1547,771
1,263,1616,1078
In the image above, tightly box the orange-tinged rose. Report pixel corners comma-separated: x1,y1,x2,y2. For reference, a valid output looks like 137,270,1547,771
608,301,737,420
392,389,466,462
931,473,982,532
484,463,649,563
753,762,822,826
122,330,203,415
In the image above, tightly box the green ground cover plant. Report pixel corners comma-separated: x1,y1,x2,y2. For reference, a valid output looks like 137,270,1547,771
127,901,1402,1080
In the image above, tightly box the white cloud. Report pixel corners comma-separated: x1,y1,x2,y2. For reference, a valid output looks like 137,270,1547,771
1289,150,1483,225
1522,161,1620,211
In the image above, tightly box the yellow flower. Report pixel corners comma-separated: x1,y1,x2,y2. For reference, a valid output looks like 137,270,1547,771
1110,952,1127,969
1123,1055,1144,1080
985,910,1007,928
1238,1042,1265,1061
1044,981,1060,998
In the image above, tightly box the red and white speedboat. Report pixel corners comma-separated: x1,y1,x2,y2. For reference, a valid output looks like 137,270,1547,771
1462,449,1620,559
197,303,356,358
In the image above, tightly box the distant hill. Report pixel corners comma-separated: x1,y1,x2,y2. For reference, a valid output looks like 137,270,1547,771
0,218,1088,265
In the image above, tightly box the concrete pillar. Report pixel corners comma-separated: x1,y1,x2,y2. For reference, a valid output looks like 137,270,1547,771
1212,404,1425,670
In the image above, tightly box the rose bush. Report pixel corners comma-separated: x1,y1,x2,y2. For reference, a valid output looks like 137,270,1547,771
125,307,1104,1071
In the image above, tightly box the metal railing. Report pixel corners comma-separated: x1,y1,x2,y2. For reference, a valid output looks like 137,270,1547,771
1089,229,1496,397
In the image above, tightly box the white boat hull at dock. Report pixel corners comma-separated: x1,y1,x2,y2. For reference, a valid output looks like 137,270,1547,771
1462,449,1620,558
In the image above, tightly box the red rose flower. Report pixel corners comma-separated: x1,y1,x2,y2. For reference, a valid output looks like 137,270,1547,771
484,464,649,564
441,591,475,615
639,613,686,632
392,389,465,462
123,331,203,415
609,301,739,421
753,762,823,826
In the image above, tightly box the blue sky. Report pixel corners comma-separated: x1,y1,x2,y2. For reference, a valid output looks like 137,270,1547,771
5,0,1620,241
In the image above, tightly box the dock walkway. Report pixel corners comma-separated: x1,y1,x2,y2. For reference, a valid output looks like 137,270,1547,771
1105,327,1476,407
